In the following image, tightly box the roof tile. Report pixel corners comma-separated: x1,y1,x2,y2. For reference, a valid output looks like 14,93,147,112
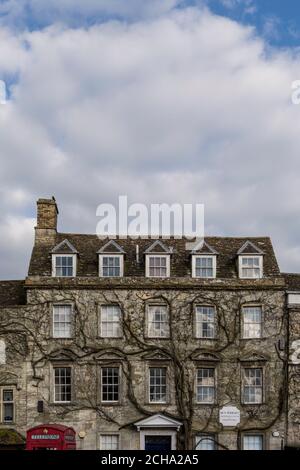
28,234,280,278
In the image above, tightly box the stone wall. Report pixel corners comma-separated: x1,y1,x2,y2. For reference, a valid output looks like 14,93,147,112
0,284,287,450
287,305,300,447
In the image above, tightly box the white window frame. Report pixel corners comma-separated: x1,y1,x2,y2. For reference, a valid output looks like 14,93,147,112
196,368,216,404
53,304,73,338
242,434,264,450
195,306,216,339
0,387,15,423
99,254,124,278
146,255,170,278
149,367,167,404
147,305,170,338
53,367,72,403
242,306,263,339
195,434,216,450
238,256,263,279
101,367,120,403
99,434,120,450
192,255,216,279
52,254,77,277
99,305,122,338
243,368,263,404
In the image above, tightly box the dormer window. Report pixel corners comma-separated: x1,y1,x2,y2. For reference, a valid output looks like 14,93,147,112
146,255,170,278
237,241,264,279
192,255,216,278
99,255,123,277
52,255,76,277
144,240,172,278
98,240,125,278
239,256,263,279
190,240,218,279
51,240,78,278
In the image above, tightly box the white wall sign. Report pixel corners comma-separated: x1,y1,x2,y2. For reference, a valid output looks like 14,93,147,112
219,406,240,427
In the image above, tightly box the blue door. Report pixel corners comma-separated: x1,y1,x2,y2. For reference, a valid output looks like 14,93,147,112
145,435,172,451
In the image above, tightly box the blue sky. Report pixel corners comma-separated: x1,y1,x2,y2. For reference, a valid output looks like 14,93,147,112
208,0,300,48
1,0,300,48
1,1,300,278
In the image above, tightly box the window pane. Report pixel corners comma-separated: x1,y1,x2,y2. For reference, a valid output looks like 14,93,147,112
149,368,167,403
197,368,215,403
148,306,169,337
240,257,261,278
53,305,72,338
54,367,71,402
3,390,13,402
55,256,74,277
196,306,215,338
244,369,262,404
2,389,14,422
196,435,215,450
194,257,214,278
148,257,168,277
3,403,14,422
100,306,121,338
102,368,119,402
243,435,263,450
101,435,119,450
196,258,213,268
101,256,121,277
243,307,262,339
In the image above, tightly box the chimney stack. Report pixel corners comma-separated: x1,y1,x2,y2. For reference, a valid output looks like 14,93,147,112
35,197,58,245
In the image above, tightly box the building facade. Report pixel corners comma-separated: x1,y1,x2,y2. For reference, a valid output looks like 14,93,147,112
0,198,299,450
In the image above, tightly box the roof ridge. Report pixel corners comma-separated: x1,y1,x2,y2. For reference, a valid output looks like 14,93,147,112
56,232,272,240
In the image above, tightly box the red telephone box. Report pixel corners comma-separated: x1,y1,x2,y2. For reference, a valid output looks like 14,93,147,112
26,424,76,450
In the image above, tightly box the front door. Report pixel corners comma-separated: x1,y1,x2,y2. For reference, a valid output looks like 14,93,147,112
145,435,172,452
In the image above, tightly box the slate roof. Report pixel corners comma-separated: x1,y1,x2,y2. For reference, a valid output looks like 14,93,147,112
0,280,26,306
144,240,173,254
28,234,280,278
283,273,300,291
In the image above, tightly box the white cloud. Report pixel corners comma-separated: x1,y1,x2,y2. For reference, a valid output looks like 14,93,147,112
0,28,28,73
218,0,257,15
262,15,281,42
1,7,300,278
0,216,35,278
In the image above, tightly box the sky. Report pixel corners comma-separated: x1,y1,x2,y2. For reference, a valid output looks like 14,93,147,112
1,0,300,278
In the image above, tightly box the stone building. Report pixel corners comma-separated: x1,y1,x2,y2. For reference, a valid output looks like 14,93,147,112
284,274,300,448
0,197,299,450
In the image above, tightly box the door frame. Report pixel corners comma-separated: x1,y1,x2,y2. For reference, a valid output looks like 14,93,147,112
140,430,177,450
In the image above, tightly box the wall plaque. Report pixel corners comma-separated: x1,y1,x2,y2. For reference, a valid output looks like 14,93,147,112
219,406,240,427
